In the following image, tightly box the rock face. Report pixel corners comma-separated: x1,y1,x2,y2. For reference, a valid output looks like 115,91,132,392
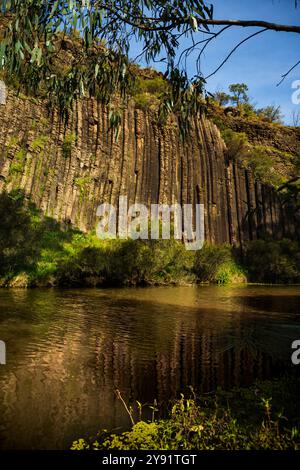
0,92,297,245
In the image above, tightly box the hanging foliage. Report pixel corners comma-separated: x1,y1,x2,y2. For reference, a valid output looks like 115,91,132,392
0,1,298,136
0,1,211,134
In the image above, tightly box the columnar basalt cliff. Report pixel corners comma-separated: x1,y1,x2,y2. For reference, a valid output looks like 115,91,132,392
0,91,298,245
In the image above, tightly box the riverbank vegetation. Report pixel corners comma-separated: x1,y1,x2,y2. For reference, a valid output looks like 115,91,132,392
1,190,300,287
71,373,300,450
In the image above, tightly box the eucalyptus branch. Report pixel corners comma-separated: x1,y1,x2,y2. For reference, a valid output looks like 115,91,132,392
205,29,268,80
91,4,300,34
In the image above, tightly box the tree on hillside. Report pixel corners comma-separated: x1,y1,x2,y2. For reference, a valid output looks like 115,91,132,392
256,105,284,124
213,91,231,107
0,0,299,133
229,83,249,106
292,110,300,126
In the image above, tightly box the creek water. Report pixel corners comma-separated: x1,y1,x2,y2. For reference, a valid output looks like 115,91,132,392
0,285,299,449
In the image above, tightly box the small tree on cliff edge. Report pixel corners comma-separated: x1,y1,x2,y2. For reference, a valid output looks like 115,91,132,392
213,91,231,107
0,1,299,134
256,105,284,124
229,84,249,106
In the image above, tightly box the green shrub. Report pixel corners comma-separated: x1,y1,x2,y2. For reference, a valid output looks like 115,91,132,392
222,129,250,162
222,129,286,187
9,149,27,175
0,191,41,276
193,243,246,284
133,93,160,110
215,260,246,284
134,76,169,96
57,238,194,287
245,239,300,283
74,176,92,201
62,132,77,158
246,145,284,187
1,192,299,287
30,135,49,152
256,105,284,124
72,375,300,451
133,76,169,110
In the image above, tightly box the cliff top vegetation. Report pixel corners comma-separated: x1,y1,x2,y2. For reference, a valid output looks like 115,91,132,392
0,1,299,136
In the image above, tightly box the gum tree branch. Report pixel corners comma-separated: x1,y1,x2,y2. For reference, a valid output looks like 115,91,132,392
205,29,268,80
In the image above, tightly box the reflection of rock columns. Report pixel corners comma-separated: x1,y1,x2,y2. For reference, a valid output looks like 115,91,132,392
0,290,288,450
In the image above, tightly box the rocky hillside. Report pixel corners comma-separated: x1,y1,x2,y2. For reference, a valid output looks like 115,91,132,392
0,90,299,246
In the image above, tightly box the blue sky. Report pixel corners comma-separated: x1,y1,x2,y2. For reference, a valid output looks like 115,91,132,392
131,0,300,124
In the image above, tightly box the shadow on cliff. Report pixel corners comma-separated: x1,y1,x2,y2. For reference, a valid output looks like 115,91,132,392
0,190,81,283
0,190,196,287
1,190,300,287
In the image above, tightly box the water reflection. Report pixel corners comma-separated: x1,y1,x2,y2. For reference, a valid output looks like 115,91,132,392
0,286,299,449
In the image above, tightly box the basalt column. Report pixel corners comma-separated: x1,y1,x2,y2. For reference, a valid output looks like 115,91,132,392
0,92,294,244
